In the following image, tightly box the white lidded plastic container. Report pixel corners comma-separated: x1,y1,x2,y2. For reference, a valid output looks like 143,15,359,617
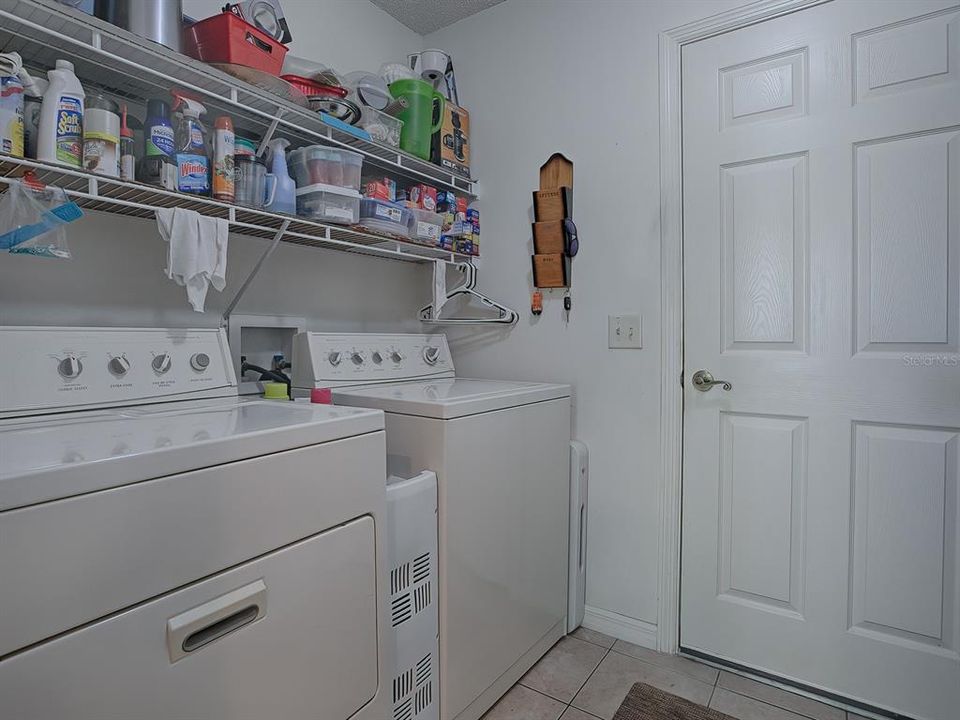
296,183,361,225
359,198,412,238
358,109,403,149
37,59,85,168
408,207,443,245
289,145,363,192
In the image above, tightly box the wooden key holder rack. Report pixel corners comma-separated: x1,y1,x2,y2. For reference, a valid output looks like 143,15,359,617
531,153,574,291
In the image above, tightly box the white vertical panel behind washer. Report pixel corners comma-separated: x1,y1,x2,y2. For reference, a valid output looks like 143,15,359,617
387,471,439,720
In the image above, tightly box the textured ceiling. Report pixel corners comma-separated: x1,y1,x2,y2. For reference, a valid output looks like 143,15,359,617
368,0,507,34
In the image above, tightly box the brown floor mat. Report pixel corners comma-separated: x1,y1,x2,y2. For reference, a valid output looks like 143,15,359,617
613,683,735,720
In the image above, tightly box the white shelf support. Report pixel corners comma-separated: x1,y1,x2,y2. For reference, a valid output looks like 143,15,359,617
256,108,286,157
221,219,291,328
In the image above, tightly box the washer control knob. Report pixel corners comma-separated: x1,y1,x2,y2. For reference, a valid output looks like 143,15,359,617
423,346,440,365
391,351,403,363
108,355,130,376
328,351,342,367
371,351,383,364
190,352,210,372
351,352,364,365
152,353,172,374
58,355,83,380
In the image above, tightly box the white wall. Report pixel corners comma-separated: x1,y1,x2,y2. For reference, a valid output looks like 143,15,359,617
427,0,746,641
183,0,423,74
0,1,428,331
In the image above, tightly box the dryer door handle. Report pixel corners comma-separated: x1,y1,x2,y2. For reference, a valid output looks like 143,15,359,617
166,579,267,663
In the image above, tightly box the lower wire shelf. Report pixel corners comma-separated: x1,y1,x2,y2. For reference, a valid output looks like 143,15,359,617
0,156,474,265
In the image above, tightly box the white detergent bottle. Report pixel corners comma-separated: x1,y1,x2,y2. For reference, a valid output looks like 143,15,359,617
264,138,295,215
37,59,84,168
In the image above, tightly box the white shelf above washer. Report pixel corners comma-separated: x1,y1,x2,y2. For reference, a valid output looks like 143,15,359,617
0,0,477,200
0,155,472,265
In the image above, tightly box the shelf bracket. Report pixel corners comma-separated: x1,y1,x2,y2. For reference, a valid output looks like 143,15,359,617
257,108,286,157
221,219,290,328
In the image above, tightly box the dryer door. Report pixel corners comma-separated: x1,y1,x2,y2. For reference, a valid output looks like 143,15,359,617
0,517,380,720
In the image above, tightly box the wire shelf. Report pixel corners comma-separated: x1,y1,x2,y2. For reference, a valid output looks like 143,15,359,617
0,0,477,200
0,156,472,265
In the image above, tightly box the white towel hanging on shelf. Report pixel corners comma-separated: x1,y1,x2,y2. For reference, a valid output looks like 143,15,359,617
156,208,229,313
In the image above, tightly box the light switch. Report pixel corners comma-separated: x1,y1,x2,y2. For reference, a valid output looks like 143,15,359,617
608,314,642,349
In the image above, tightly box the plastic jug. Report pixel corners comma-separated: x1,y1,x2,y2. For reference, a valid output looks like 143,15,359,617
235,154,276,209
388,78,444,161
264,138,295,215
37,59,85,168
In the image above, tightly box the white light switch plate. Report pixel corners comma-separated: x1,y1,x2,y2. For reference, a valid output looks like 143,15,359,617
608,314,642,349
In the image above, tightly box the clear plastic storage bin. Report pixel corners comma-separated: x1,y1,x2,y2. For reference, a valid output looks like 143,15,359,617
359,198,412,238
408,207,444,245
296,184,361,225
289,146,363,192
358,109,403,148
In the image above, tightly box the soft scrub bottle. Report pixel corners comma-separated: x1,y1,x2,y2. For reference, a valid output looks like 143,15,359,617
37,59,85,167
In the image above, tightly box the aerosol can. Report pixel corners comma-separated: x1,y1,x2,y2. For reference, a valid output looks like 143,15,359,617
212,115,235,202
171,92,210,195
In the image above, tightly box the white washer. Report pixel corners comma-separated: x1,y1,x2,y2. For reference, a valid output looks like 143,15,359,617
0,326,389,720
293,332,571,720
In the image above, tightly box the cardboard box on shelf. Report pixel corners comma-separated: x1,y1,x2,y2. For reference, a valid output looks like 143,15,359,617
365,178,396,201
436,190,457,212
466,208,479,233
432,102,470,178
408,184,437,211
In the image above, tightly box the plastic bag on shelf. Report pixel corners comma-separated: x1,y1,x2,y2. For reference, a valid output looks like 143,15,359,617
0,175,82,259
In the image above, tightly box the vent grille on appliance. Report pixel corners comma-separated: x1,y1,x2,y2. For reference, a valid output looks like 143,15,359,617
391,593,412,627
393,653,435,720
412,552,430,584
390,551,434,628
391,562,411,595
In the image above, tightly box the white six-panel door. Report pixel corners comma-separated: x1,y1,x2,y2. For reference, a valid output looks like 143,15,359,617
680,2,960,719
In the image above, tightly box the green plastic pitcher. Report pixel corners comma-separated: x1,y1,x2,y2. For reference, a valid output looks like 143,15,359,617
389,78,445,161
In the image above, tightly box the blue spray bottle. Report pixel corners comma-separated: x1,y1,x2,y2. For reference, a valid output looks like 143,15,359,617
171,92,210,195
264,138,295,215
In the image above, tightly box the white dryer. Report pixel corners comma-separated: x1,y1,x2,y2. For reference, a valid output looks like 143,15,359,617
0,326,389,720
293,332,571,720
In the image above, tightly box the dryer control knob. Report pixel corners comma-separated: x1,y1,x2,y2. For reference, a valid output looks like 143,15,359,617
58,355,83,380
371,351,383,364
328,351,342,366
152,353,172,374
423,346,440,365
108,355,130,376
351,352,364,365
190,352,210,371
391,351,403,363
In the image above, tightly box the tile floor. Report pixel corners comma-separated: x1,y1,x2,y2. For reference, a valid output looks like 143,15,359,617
481,628,871,720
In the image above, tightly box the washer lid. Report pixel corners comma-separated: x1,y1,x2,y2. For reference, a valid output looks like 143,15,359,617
0,398,384,511
332,378,571,419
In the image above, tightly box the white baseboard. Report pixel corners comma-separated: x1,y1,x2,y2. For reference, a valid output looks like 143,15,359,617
582,606,658,649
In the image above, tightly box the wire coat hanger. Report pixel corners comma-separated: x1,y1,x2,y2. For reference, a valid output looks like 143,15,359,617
418,262,519,325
